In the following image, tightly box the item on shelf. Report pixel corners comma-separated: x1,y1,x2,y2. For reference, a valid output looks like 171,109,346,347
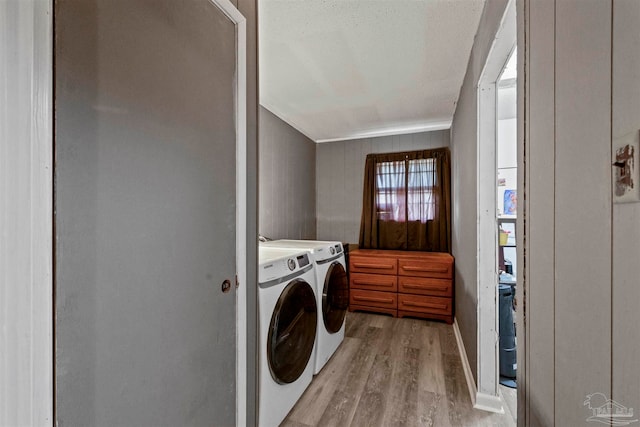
499,228,510,246
503,259,513,275
498,284,517,388
503,189,517,215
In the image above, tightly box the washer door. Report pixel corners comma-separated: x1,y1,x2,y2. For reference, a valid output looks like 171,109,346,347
267,279,317,384
322,261,349,333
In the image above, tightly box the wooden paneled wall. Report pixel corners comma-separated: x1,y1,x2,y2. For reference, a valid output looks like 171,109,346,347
315,130,450,244
523,0,556,424
554,2,612,425
522,0,640,424
611,0,640,421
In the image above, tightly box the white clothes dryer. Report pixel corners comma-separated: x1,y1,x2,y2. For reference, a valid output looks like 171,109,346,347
260,240,348,374
258,247,317,427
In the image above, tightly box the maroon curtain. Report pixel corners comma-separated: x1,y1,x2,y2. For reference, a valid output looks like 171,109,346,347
358,148,451,252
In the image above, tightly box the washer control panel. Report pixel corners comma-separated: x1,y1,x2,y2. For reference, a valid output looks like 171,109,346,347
258,247,313,284
296,253,310,268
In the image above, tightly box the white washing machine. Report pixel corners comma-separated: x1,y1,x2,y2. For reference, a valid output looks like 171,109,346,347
260,240,348,374
258,246,318,427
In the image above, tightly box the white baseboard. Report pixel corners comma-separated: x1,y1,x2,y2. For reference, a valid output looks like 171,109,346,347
475,392,506,414
452,319,478,406
452,318,505,414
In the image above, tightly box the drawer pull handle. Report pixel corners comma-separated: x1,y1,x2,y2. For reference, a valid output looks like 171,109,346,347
403,301,448,310
353,295,394,304
353,280,394,288
403,283,449,291
353,262,395,270
402,265,449,273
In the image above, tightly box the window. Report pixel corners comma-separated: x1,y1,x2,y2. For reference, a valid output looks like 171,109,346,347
359,147,450,252
375,158,436,223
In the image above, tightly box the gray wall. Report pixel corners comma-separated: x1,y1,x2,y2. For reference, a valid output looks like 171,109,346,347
259,106,317,240
522,1,640,425
449,0,509,384
316,130,449,244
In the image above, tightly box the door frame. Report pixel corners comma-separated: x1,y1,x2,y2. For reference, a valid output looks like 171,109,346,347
0,0,248,424
210,0,248,424
0,0,54,425
475,0,517,412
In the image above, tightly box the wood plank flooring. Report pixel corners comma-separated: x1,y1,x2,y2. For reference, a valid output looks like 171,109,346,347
282,312,517,427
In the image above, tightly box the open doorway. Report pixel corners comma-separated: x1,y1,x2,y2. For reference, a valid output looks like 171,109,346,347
496,47,518,415
475,0,517,418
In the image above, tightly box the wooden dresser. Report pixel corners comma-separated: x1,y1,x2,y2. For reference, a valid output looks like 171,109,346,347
348,249,454,323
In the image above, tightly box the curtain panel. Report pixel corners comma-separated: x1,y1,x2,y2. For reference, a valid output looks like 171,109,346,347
358,148,451,252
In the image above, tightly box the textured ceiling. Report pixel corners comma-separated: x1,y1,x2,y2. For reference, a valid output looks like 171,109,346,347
259,0,486,143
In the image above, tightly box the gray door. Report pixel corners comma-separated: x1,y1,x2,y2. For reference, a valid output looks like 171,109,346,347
54,1,238,425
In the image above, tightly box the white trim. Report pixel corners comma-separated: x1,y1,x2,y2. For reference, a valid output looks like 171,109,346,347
207,0,247,425
476,80,500,398
475,392,506,414
453,320,505,414
258,102,317,141
475,0,517,402
314,121,453,144
261,102,451,144
235,17,248,427
453,319,478,406
0,0,54,425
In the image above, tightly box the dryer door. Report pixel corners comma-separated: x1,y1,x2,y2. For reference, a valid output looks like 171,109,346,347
267,279,317,384
322,262,349,333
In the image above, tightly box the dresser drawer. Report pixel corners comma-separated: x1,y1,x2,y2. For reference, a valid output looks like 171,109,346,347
350,273,397,292
398,276,452,297
398,258,452,279
350,255,397,275
350,289,397,310
398,294,451,316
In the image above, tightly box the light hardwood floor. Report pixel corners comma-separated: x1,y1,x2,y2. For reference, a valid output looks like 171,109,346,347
282,312,517,427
